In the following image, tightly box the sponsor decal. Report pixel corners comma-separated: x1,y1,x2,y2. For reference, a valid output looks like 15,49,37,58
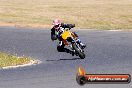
76,66,131,85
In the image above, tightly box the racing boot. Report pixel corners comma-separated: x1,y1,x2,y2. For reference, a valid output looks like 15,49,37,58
69,50,75,56
80,42,86,49
71,51,75,56
76,39,86,49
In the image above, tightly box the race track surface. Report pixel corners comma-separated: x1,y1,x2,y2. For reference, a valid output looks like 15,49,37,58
0,27,131,88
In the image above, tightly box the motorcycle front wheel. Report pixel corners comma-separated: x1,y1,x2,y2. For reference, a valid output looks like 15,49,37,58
72,43,85,59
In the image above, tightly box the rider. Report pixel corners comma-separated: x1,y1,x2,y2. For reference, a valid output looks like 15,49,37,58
51,19,86,54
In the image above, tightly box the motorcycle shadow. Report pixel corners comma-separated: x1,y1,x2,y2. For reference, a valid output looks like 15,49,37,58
46,57,81,62
46,48,81,62
59,58,81,61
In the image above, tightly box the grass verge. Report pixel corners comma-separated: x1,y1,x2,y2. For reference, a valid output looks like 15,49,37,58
0,0,132,30
0,52,32,68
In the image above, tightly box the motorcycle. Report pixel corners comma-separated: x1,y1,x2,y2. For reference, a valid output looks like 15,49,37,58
60,28,85,59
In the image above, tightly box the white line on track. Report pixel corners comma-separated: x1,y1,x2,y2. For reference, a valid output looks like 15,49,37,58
1,60,41,69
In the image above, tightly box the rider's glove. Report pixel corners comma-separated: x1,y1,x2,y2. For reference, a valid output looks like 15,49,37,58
69,24,75,28
61,23,75,29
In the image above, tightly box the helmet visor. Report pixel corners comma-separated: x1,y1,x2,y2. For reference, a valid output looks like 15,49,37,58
54,24,60,30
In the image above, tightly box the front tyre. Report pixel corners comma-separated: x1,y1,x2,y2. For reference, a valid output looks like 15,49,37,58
72,43,85,59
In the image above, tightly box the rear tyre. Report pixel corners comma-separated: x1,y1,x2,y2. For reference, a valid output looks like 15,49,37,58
72,43,85,59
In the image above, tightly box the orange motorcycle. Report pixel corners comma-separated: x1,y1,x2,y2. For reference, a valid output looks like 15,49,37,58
60,28,85,59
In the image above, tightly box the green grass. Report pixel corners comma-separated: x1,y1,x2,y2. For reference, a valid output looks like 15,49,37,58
0,0,132,30
0,52,31,68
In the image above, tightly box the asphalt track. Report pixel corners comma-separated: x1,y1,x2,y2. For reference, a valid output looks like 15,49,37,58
0,27,132,88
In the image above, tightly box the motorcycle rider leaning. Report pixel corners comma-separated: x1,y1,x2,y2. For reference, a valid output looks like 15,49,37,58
51,19,86,55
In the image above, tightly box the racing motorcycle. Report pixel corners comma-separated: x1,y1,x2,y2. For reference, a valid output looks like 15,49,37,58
60,28,85,59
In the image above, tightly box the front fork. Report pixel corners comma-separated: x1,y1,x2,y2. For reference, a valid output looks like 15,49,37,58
67,36,84,53
70,42,84,54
